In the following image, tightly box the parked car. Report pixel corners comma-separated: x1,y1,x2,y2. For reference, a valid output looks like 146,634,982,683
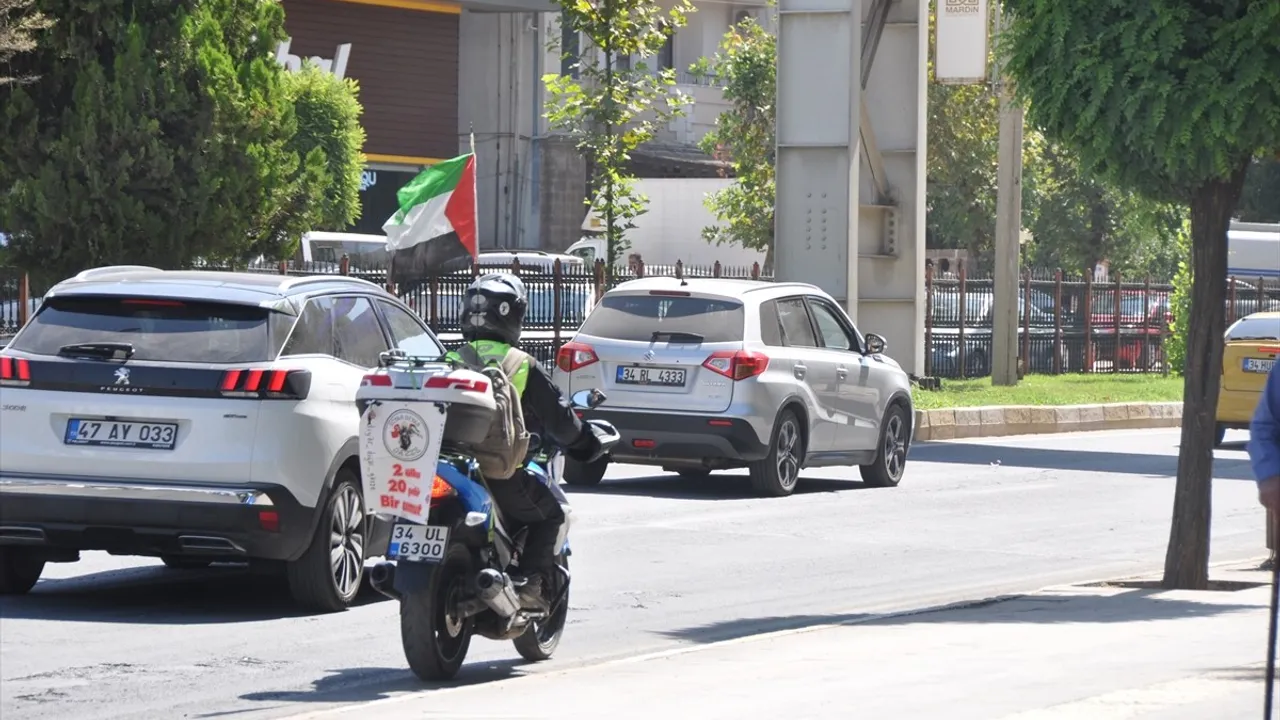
0,266,447,609
551,277,915,497
929,292,1068,377
1215,310,1280,446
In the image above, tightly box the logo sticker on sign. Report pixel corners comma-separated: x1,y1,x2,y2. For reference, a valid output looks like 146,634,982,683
360,400,446,525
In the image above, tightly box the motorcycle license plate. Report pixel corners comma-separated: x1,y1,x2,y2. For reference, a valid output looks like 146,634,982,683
389,523,450,563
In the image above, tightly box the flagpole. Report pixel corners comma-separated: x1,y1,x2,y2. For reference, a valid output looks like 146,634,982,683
469,126,479,261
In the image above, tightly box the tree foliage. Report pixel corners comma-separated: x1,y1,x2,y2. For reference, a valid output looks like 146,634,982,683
1166,218,1193,376
0,0,51,85
924,7,1179,280
544,0,692,267
248,63,367,259
1003,0,1280,589
689,14,775,271
926,82,1042,261
0,0,365,282
1237,156,1280,223
1026,143,1187,280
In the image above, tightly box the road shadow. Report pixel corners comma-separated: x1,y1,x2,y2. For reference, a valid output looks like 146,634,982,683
657,589,1260,645
228,660,527,713
563,473,871,500
908,442,1257,481
0,563,390,624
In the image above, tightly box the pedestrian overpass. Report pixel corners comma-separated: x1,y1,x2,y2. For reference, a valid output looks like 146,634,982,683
775,0,927,375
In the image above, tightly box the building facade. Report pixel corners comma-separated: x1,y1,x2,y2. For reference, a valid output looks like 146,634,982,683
276,0,762,250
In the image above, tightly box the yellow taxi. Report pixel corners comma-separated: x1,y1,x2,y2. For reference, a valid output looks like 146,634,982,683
1217,310,1280,446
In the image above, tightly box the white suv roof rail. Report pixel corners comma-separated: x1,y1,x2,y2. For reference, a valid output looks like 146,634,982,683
73,265,162,280
279,275,383,293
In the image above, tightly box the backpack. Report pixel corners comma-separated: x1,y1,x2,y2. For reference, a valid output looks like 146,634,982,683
457,343,531,480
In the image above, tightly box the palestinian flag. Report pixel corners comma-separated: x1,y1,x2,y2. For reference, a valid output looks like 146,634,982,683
382,152,478,282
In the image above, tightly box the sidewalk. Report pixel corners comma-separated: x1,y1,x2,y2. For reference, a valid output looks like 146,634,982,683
291,562,1278,720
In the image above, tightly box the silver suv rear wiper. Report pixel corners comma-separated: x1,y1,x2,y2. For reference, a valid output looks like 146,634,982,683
57,342,136,361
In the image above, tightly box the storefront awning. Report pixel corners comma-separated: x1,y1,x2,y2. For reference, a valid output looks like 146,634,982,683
456,0,559,13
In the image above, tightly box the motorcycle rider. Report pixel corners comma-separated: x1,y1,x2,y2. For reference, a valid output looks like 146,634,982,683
448,272,603,611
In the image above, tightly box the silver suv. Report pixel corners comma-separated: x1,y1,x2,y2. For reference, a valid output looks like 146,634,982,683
552,277,915,496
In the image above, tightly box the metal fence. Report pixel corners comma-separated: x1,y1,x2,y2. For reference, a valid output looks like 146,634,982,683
4,258,1278,378
926,267,1280,378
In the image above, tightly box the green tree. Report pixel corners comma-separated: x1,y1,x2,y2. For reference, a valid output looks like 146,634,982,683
0,0,362,281
247,63,367,259
1237,156,1280,223
0,0,51,85
689,14,775,272
1003,0,1280,589
1167,218,1194,376
1027,143,1187,280
544,0,693,267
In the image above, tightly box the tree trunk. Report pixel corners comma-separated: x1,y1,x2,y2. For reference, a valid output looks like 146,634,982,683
1161,159,1251,590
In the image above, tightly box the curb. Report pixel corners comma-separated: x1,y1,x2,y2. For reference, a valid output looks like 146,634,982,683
912,401,1183,441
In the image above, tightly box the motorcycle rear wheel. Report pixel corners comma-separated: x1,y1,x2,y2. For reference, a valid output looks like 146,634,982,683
512,553,569,661
401,544,474,681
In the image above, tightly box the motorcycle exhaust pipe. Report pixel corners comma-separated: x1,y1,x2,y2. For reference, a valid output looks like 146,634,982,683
369,562,400,600
474,568,520,617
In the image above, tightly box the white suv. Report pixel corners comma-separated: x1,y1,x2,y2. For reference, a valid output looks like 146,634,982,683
0,266,446,611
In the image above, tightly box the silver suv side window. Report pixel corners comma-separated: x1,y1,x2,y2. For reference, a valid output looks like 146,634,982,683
776,297,818,348
807,299,857,352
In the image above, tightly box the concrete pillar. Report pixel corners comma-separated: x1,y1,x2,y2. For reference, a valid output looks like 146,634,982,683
775,0,928,376
775,0,862,318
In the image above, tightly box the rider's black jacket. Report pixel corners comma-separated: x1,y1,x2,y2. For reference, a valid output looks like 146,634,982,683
521,358,602,464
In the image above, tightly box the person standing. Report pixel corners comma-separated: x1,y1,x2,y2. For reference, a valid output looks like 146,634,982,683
1250,362,1280,569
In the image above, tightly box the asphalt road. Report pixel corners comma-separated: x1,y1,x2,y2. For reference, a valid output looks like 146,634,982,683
0,428,1268,720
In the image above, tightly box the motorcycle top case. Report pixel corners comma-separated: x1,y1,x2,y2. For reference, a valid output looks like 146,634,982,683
358,362,497,446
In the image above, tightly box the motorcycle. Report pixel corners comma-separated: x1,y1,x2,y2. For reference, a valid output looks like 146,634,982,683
356,350,619,681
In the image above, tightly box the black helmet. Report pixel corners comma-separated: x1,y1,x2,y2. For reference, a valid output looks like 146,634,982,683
461,272,528,345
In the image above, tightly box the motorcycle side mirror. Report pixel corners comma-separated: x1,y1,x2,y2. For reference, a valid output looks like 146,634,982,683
570,388,606,410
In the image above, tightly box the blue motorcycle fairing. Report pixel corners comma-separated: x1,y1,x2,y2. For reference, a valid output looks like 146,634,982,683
435,458,494,520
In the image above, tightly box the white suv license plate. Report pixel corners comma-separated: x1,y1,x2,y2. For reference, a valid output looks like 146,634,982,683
617,365,687,387
390,523,450,563
63,418,178,450
1243,358,1276,374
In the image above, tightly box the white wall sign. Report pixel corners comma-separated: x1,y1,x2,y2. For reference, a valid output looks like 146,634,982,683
934,0,989,84
275,39,352,80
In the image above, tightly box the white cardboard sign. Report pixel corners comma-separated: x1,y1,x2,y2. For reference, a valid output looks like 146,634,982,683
359,400,447,525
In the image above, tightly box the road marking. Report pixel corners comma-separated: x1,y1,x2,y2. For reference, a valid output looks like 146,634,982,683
993,665,1263,719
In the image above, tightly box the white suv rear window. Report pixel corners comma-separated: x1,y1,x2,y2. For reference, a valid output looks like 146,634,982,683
10,296,273,363
579,293,744,343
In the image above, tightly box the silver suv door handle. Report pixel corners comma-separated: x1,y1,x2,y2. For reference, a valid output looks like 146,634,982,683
836,366,848,380
793,363,807,379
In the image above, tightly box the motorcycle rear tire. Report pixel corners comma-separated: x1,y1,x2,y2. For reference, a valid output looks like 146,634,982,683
512,553,569,661
400,544,474,681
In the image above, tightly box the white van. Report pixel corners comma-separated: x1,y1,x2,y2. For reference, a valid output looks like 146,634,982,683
296,231,390,270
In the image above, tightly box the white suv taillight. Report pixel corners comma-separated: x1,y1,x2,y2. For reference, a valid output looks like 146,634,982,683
556,341,599,372
219,368,311,399
0,356,31,386
703,350,769,381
